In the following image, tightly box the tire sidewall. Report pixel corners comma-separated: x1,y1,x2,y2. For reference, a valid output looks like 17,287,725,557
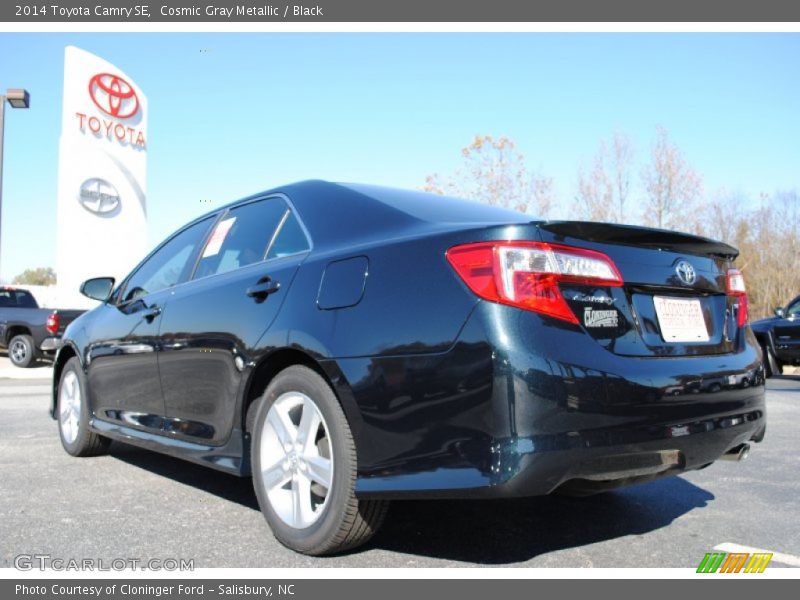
57,357,93,455
9,335,35,368
251,366,355,554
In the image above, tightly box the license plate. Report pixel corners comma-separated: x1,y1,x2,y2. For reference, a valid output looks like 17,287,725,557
653,296,709,343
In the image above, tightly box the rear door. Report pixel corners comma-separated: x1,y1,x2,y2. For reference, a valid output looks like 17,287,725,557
156,195,311,444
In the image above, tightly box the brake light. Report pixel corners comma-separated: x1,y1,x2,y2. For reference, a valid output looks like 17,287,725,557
726,269,748,327
46,312,60,334
446,241,623,324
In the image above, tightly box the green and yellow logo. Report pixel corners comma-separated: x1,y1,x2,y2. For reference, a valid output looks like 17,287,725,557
697,552,772,573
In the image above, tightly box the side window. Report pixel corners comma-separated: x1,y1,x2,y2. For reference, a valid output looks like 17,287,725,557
268,210,310,259
194,198,287,279
120,217,214,303
0,290,37,308
787,299,800,318
15,291,37,308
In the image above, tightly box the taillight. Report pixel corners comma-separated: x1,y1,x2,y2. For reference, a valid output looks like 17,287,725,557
726,268,748,327
46,312,60,334
446,241,623,324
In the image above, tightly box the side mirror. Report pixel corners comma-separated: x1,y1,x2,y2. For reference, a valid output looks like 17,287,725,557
774,307,785,318
80,277,115,302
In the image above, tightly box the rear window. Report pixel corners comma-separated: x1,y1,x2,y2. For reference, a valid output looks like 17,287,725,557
194,197,311,279
0,289,37,308
194,198,287,279
268,211,310,259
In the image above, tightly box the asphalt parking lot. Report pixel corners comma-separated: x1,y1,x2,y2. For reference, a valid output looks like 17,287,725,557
1,356,798,569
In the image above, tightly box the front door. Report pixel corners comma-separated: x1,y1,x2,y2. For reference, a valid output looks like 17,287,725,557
87,215,217,433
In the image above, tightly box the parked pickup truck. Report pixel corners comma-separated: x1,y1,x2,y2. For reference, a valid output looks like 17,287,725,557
0,287,85,368
751,293,800,377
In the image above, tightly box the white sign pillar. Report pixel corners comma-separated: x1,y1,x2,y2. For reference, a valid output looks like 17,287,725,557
56,46,148,307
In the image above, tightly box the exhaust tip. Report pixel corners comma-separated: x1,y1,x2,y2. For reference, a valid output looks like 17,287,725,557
721,443,751,462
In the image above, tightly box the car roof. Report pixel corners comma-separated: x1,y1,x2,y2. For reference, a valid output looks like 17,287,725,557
205,180,532,249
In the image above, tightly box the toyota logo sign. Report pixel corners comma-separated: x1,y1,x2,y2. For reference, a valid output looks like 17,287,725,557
79,178,121,215
88,73,139,119
675,260,697,285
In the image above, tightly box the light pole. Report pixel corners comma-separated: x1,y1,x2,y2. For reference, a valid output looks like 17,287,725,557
0,88,31,282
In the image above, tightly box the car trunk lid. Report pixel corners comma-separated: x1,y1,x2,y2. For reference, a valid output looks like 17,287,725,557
533,221,742,357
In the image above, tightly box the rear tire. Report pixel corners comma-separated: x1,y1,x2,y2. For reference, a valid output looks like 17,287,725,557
251,365,389,555
762,342,782,378
57,357,110,456
8,334,39,368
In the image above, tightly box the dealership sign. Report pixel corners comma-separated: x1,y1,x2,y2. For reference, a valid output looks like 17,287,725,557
73,71,147,148
55,46,148,308
89,73,140,117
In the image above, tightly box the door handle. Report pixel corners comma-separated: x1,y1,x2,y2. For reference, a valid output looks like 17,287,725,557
142,305,162,321
246,277,281,302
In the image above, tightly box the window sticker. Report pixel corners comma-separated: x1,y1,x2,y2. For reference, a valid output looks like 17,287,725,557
202,217,236,258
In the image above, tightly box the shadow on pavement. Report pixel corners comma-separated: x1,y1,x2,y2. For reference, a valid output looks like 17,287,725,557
107,440,714,564
0,349,53,370
370,476,714,564
108,441,259,510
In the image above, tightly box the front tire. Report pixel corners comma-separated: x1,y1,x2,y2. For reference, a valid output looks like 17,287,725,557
251,365,388,555
8,334,38,368
57,357,110,456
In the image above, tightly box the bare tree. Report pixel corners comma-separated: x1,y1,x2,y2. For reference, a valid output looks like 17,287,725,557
737,190,800,318
610,131,633,222
641,127,702,230
693,190,748,240
573,131,633,223
423,135,553,216
691,189,800,319
574,142,614,222
530,172,555,218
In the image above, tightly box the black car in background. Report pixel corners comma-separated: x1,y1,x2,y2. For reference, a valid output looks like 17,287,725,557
51,181,766,555
0,287,84,368
751,294,800,376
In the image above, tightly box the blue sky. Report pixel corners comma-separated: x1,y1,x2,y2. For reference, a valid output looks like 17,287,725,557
0,33,798,281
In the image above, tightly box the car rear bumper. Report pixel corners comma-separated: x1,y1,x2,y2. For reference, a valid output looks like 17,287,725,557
484,404,763,497
355,396,765,499
352,302,766,499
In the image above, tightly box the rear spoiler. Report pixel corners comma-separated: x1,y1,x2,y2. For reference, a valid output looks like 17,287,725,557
536,221,739,260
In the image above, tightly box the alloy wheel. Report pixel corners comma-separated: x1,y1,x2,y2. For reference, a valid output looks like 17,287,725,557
258,391,334,529
59,370,81,444
10,339,27,364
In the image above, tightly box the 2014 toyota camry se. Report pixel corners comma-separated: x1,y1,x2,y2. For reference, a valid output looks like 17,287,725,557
52,180,766,555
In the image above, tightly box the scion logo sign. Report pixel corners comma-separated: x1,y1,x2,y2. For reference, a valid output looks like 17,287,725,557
75,72,146,149
675,260,697,285
79,178,121,215
88,73,140,118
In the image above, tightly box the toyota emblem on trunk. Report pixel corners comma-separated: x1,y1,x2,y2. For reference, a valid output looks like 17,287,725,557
675,260,697,285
